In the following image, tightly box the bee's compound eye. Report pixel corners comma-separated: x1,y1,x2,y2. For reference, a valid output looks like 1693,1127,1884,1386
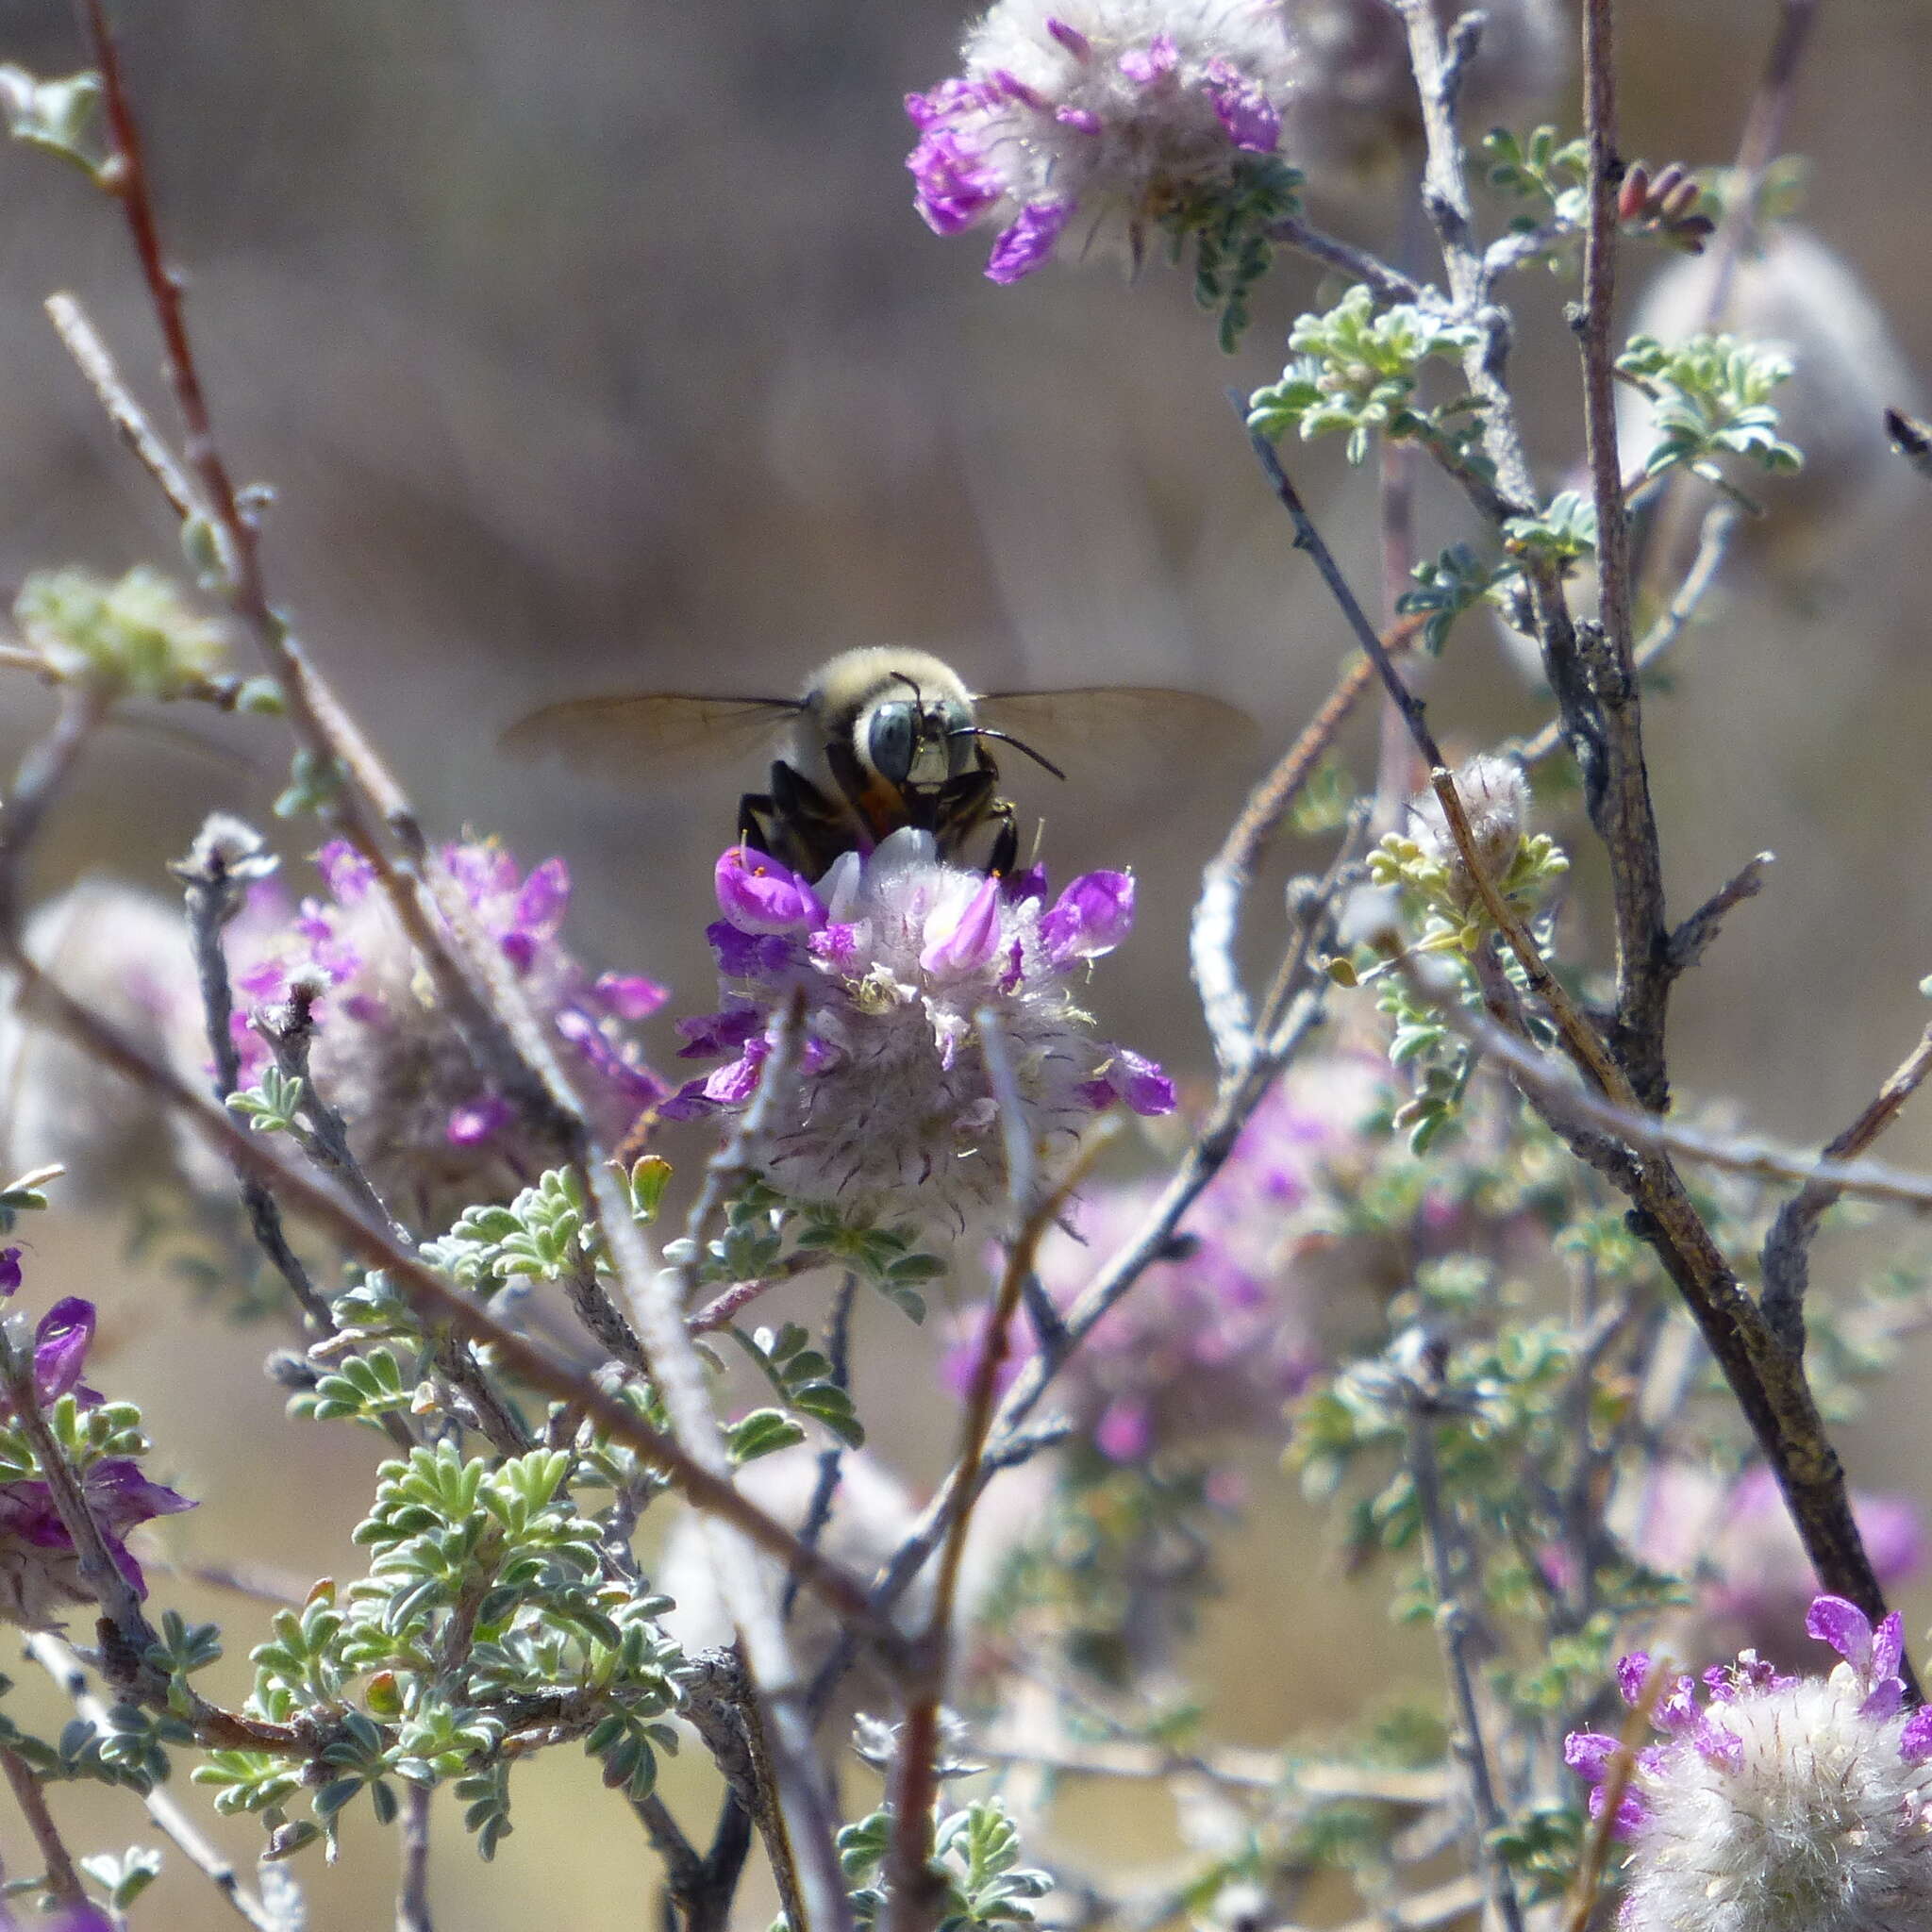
867,704,916,785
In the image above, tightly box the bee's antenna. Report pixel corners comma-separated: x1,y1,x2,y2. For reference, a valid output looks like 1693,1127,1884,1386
949,725,1067,782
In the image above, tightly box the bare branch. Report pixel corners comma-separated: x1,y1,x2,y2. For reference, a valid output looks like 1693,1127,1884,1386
1761,1020,1932,1350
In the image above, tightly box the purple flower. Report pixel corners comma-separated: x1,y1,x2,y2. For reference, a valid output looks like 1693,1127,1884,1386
0,1456,193,1624
904,3,1299,292
1204,58,1280,152
1807,1593,1910,1715
1045,16,1091,58
0,1248,18,1295
715,846,824,935
28,1298,99,1408
228,838,668,1229
596,973,669,1021
908,126,1005,236
920,874,1005,975
986,200,1073,284
1567,1599,1932,1927
668,834,1173,1228
1119,33,1178,85
1041,870,1136,963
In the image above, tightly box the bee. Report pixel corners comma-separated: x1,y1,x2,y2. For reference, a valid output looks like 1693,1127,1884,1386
503,645,1253,877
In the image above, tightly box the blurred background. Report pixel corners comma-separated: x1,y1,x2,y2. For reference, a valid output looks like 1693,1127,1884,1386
0,0,1929,1921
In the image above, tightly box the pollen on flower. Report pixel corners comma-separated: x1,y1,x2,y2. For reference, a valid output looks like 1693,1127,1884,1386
666,831,1173,1228
905,0,1303,283
1565,1595,1932,1932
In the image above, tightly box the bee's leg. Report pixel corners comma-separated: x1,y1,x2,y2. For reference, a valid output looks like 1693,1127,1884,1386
768,759,853,876
985,799,1019,878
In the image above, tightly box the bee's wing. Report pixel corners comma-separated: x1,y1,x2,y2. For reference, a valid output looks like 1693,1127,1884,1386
498,693,802,788
974,688,1260,791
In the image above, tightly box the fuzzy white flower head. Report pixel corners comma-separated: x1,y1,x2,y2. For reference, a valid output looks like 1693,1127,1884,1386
1620,227,1919,580
907,0,1302,281
0,880,222,1199
1407,754,1529,899
230,840,666,1231
1278,0,1565,180
668,832,1173,1229
1567,1597,1932,1932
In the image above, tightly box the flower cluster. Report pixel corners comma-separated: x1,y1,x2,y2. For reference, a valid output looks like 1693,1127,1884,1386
945,1068,1373,1464
906,0,1302,283
231,840,667,1227
0,1249,192,1627
667,835,1173,1226
1566,1595,1932,1932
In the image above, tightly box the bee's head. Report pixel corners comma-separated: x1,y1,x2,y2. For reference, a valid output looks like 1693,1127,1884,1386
857,669,976,791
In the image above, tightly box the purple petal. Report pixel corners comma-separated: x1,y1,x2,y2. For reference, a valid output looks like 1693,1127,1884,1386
1901,1707,1932,1764
714,847,824,935
905,76,1000,131
1001,864,1048,906
1119,33,1177,86
810,922,863,971
1056,107,1102,133
707,921,793,979
32,1298,97,1406
1690,1715,1742,1772
921,875,1004,975
991,68,1046,108
1562,1731,1621,1783
1860,1678,1906,1720
1046,17,1091,58
986,200,1073,284
909,128,1004,236
1652,1674,1700,1735
85,1459,196,1527
675,1004,764,1060
442,842,518,900
0,1248,19,1296
1872,1609,1906,1684
658,1079,723,1122
1806,1592,1873,1670
446,1096,513,1147
595,973,669,1021
513,858,570,937
1204,58,1280,152
315,839,375,904
703,1040,769,1106
1041,870,1136,963
1117,1049,1176,1116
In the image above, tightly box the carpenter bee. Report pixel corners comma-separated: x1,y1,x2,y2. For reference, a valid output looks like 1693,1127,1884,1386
503,645,1252,877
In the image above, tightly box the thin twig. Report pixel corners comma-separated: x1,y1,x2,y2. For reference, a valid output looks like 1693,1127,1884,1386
883,1141,1100,1932
782,1274,857,1624
1405,1369,1524,1932
1394,957,1932,1214
174,815,378,1365
1266,213,1427,305
25,1631,284,1932
1761,1021,1932,1350
616,995,853,1932
1516,503,1738,768
1191,623,1417,1075
1664,851,1773,978
396,1781,434,1932
0,1744,87,1916
1563,1655,1669,1932
1577,0,1673,1111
